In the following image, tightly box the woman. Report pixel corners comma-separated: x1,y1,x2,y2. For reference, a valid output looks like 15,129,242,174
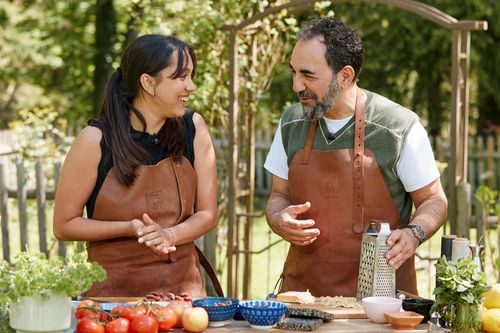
53,35,217,297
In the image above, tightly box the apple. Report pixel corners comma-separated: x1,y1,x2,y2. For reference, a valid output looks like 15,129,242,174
181,307,208,333
167,300,192,328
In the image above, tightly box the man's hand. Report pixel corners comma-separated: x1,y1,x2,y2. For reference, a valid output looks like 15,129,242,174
134,213,177,255
385,228,419,269
270,201,320,246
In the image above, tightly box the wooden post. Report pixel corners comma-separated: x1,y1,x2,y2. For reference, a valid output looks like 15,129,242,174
227,28,239,298
475,200,485,245
486,135,494,189
35,159,47,255
449,29,471,235
16,160,28,252
0,163,10,261
243,37,257,299
203,229,218,296
456,183,471,238
54,161,66,257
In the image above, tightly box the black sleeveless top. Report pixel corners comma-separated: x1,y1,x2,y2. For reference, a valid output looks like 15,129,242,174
85,109,196,218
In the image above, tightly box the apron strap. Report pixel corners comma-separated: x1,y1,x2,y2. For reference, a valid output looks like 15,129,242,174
301,120,318,164
170,158,187,224
352,89,366,233
196,245,225,297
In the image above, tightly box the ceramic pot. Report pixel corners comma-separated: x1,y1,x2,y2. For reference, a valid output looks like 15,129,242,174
9,291,71,333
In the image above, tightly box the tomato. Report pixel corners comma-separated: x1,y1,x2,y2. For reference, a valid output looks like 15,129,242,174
135,304,150,316
155,307,177,331
76,300,103,320
131,314,159,333
111,305,138,323
105,317,130,333
77,318,105,333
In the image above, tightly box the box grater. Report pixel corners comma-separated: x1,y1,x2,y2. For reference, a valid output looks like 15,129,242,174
356,221,396,301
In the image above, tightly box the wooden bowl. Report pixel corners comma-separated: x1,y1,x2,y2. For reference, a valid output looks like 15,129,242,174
384,311,424,330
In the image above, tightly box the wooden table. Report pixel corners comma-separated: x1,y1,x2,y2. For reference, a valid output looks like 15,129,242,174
205,319,431,332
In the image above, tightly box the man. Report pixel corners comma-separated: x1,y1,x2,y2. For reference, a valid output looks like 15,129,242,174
264,17,447,297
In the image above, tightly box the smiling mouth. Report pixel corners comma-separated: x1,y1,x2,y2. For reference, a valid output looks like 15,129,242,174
179,96,189,104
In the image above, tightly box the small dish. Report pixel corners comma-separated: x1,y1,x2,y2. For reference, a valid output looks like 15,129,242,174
362,296,402,323
384,311,424,330
402,297,434,323
191,297,239,327
238,300,287,329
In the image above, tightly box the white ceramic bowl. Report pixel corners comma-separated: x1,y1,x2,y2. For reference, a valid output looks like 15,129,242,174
362,296,402,323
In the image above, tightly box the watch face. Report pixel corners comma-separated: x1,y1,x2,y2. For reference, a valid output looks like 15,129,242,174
409,225,425,243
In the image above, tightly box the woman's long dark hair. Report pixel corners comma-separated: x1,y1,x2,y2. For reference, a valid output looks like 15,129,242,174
99,34,196,186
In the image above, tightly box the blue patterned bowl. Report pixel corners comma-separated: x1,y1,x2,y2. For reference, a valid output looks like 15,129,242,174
192,297,239,326
238,300,287,329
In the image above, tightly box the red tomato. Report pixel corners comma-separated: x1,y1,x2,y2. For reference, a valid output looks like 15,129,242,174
76,300,103,320
135,304,150,316
155,307,177,331
131,314,159,333
111,305,138,323
105,317,130,333
77,318,105,333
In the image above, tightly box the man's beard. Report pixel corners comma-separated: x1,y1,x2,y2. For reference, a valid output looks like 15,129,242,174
299,78,340,120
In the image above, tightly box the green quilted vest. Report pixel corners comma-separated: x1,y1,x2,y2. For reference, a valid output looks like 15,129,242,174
280,90,420,223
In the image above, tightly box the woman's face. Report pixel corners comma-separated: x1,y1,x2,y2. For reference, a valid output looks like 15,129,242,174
152,52,196,117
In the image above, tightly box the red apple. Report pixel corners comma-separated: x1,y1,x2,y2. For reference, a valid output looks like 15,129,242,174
166,300,192,328
181,307,208,333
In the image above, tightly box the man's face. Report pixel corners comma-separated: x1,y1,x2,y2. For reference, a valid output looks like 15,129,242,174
290,36,340,119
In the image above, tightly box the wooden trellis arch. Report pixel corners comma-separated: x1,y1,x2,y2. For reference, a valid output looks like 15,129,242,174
224,0,487,297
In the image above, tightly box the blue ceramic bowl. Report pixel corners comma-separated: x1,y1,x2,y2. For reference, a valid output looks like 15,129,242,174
238,300,287,329
192,297,239,324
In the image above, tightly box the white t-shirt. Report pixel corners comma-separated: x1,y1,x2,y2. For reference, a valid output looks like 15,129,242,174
264,116,440,192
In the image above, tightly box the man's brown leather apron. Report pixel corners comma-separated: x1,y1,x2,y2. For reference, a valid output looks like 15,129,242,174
281,91,417,297
85,157,206,297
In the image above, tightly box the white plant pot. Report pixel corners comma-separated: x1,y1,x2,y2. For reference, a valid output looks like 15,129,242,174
9,291,71,333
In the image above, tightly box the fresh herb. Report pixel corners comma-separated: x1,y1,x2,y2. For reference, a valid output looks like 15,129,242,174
0,304,14,333
432,256,490,333
0,252,106,306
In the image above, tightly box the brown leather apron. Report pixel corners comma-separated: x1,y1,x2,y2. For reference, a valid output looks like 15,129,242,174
85,157,206,297
281,91,417,297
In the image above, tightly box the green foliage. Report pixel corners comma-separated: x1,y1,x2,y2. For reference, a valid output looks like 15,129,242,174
0,304,14,333
432,256,490,331
8,107,72,161
0,252,106,306
1,0,497,132
475,184,499,216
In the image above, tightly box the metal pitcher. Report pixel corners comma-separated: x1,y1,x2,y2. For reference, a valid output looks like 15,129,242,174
356,221,396,301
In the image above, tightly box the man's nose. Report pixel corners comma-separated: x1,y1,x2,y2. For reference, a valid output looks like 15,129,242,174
292,77,306,93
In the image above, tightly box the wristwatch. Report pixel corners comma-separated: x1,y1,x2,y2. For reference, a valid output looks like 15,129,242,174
401,224,425,245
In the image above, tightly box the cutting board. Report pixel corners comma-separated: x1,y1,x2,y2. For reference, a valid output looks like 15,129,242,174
285,302,367,319
85,297,143,303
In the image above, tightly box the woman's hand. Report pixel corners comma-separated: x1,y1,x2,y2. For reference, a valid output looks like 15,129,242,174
134,213,177,255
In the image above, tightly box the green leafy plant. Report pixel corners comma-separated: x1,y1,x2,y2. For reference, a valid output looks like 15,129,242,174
0,252,106,306
0,304,14,333
475,185,500,281
432,256,490,333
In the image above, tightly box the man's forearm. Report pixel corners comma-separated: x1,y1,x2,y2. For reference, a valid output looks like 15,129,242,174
410,193,447,242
